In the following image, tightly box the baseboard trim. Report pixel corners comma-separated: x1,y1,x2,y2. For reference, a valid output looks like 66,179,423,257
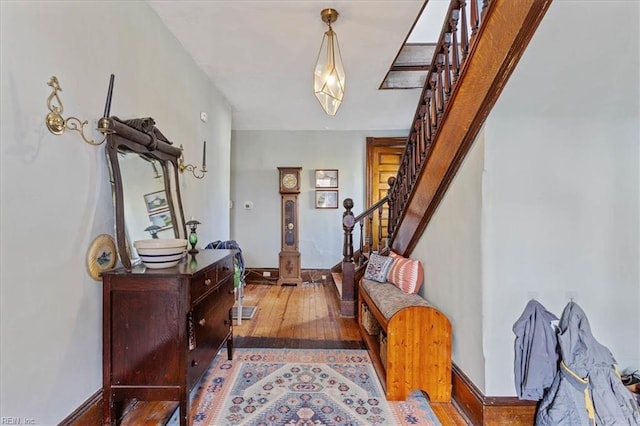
58,389,103,426
245,268,280,284
452,363,537,425
245,268,332,286
234,336,364,349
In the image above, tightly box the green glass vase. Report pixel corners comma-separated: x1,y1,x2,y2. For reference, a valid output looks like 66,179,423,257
188,231,198,254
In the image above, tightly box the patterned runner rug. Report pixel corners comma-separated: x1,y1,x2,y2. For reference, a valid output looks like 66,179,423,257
170,347,442,425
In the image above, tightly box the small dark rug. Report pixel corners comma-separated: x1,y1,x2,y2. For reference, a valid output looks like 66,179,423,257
232,306,257,320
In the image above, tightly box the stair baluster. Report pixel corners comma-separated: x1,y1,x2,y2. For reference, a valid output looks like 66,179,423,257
333,0,551,316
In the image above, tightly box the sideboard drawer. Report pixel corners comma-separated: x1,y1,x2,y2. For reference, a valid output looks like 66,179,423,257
190,255,234,305
216,255,234,283
190,266,217,305
188,278,234,388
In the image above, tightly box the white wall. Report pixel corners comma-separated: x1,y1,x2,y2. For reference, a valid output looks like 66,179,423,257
231,130,404,269
0,2,231,423
411,0,640,396
413,133,486,390
483,0,639,395
183,91,232,245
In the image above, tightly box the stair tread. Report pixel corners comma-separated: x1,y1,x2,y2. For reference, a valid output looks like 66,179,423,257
331,272,343,297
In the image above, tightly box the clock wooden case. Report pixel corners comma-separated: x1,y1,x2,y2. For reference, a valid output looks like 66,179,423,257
279,167,301,193
277,167,302,286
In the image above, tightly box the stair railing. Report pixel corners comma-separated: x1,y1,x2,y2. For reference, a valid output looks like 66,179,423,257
388,0,489,242
339,178,395,317
342,180,395,267
337,0,491,317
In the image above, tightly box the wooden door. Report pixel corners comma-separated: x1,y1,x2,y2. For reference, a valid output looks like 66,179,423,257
366,137,405,252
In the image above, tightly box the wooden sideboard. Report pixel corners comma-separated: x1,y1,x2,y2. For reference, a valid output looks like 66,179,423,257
102,249,236,426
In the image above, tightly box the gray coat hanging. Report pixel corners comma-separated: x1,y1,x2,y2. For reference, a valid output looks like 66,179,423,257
536,302,640,425
513,299,559,401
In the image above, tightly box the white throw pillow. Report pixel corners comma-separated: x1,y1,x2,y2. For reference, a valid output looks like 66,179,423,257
364,253,394,283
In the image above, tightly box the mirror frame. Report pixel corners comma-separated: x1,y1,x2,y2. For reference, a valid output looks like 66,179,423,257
103,117,186,270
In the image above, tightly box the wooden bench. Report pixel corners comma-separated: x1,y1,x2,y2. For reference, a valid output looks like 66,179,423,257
358,278,452,401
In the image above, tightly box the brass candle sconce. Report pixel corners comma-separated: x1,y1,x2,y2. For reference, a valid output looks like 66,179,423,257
178,141,208,179
45,75,115,145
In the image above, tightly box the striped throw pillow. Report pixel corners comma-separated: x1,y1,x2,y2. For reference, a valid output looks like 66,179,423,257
387,251,424,294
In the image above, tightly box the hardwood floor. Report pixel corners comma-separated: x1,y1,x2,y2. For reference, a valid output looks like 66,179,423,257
120,280,469,425
234,280,362,347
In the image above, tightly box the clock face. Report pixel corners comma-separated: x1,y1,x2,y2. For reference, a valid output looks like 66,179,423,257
282,173,298,189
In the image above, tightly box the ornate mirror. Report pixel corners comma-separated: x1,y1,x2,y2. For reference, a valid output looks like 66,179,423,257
103,117,186,270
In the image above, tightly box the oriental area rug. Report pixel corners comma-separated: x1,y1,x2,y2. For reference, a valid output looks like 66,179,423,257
168,348,442,425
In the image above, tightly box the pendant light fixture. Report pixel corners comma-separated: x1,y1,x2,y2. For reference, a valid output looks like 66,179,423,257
314,8,346,116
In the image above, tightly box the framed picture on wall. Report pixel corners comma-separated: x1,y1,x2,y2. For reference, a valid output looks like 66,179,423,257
315,190,339,209
314,169,338,188
143,190,168,213
148,209,173,231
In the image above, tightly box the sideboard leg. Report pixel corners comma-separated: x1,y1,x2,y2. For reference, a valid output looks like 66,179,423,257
227,310,234,360
180,391,188,426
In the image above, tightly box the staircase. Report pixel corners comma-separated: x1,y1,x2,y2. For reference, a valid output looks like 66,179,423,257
333,0,553,317
379,43,435,90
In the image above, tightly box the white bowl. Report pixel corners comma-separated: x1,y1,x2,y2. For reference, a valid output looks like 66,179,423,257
134,238,188,250
134,239,188,269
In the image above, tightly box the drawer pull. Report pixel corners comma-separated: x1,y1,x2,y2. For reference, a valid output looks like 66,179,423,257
192,359,199,367
228,289,234,295
204,278,212,286
199,318,206,326
224,319,231,326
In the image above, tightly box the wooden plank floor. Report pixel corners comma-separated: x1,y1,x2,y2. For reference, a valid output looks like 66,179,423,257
234,281,362,348
120,280,469,425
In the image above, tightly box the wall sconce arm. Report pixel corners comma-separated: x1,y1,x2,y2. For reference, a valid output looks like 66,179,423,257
178,141,208,179
45,75,114,146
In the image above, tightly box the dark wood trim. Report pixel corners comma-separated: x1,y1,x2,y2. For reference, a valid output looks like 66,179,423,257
245,268,279,284
299,269,332,284
402,41,435,48
235,336,364,349
391,0,553,255
245,268,332,286
57,389,103,426
389,64,430,72
452,363,485,425
452,363,537,426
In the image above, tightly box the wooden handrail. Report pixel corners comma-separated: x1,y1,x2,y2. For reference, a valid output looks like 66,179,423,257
335,0,552,317
342,178,394,269
353,196,388,224
337,0,489,317
391,0,551,255
387,0,490,246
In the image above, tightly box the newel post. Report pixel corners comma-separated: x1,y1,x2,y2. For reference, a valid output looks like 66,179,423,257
341,198,356,317
342,198,355,263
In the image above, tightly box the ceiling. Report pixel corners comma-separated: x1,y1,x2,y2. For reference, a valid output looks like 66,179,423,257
147,1,447,131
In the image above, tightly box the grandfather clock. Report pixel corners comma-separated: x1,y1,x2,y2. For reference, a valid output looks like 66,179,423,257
277,167,302,286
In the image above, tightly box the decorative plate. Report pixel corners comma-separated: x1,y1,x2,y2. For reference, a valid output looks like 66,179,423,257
86,234,117,280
